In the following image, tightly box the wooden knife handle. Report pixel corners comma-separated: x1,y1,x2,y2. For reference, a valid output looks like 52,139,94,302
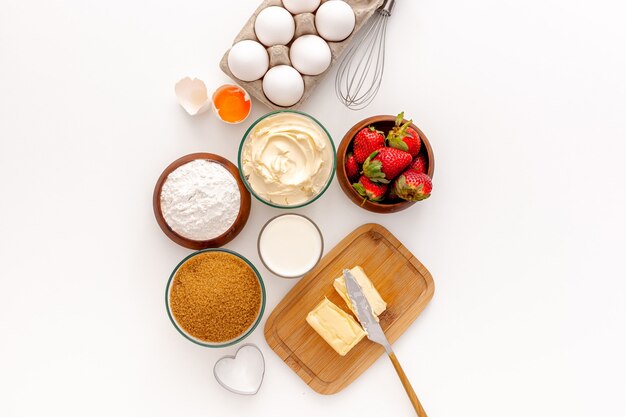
388,352,428,417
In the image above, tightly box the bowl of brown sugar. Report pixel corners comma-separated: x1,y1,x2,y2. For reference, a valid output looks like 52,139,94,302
165,249,266,347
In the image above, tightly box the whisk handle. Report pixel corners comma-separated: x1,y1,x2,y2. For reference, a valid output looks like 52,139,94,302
381,0,396,16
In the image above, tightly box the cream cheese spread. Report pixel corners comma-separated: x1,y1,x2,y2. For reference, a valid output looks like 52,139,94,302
242,112,333,206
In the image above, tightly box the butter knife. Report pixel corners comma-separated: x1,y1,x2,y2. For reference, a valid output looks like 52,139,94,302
343,269,428,417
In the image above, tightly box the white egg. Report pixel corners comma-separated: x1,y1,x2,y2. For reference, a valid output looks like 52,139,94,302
262,65,304,107
282,0,320,14
255,6,295,46
290,35,331,76
227,40,269,82
315,0,356,42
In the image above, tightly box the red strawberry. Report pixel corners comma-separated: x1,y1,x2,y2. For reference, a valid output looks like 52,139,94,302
362,147,412,184
345,152,359,182
387,112,421,157
353,126,385,163
408,153,428,174
352,175,388,203
392,170,432,201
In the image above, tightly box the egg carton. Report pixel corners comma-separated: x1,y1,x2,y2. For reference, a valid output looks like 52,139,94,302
219,0,384,110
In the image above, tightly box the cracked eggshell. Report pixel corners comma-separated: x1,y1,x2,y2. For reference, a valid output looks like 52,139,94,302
174,77,210,116
211,84,252,124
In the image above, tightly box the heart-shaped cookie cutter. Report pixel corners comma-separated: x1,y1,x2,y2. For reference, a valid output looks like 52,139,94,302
213,343,265,395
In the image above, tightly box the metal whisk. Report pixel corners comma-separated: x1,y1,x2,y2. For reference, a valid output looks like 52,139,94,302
335,0,396,110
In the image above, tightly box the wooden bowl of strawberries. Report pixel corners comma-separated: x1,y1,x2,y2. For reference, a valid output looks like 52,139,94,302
337,112,435,213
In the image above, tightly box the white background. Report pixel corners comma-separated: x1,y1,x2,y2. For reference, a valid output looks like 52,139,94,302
1,0,625,415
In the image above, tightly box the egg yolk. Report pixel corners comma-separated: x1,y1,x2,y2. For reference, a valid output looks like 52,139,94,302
212,85,251,123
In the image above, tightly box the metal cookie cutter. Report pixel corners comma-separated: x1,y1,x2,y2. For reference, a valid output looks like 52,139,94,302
213,343,265,395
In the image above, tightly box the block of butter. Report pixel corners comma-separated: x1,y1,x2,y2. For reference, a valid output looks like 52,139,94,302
306,298,366,356
334,266,387,319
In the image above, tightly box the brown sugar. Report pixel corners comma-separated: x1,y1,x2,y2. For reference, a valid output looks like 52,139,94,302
169,251,262,343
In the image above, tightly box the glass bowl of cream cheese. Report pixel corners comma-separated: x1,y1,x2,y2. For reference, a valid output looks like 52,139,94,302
238,110,336,208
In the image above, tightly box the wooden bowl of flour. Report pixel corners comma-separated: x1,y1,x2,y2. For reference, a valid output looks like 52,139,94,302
153,153,251,249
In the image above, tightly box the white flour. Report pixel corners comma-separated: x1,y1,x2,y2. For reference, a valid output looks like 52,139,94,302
160,159,241,241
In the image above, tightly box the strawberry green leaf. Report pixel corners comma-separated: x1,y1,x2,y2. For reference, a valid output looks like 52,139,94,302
352,182,366,197
396,182,430,201
387,117,413,147
395,112,405,127
362,159,389,183
393,175,407,193
388,136,409,152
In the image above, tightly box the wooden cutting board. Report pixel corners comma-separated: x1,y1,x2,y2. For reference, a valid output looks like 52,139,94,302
264,223,434,394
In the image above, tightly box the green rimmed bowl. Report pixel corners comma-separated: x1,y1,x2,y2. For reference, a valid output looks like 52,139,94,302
165,249,266,348
238,110,336,209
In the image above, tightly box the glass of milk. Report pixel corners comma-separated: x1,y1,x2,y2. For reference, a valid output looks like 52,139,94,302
257,214,324,278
